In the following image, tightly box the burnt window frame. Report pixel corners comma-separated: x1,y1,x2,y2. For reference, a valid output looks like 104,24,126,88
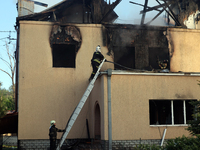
50,25,82,68
149,99,196,126
148,47,170,70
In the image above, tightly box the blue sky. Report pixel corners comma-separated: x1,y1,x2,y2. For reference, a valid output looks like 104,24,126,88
0,0,165,89
0,0,18,90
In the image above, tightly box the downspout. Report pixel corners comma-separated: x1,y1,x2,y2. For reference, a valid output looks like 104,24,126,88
160,128,167,146
107,69,112,150
15,20,20,150
15,23,19,112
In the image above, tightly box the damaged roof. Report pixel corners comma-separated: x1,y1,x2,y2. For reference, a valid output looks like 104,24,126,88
131,0,200,27
17,0,121,24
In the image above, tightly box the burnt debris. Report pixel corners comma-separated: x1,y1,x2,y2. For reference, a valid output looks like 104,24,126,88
130,0,200,27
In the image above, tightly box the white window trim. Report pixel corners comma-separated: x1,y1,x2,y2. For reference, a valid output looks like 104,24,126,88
150,124,189,127
184,100,186,124
171,100,174,125
150,100,194,126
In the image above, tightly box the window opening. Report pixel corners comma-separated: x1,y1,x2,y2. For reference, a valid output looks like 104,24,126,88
50,25,82,68
173,100,184,124
113,46,135,70
53,44,76,68
149,100,171,125
186,100,194,122
149,47,169,70
149,100,196,125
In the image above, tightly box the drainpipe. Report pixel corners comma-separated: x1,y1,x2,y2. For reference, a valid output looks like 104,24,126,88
107,69,112,150
15,24,20,112
160,128,167,146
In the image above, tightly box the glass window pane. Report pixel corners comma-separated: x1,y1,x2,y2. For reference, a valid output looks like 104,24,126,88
174,100,184,124
186,100,195,123
149,100,171,125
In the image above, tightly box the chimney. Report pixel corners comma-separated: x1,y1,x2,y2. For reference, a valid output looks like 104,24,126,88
17,0,34,17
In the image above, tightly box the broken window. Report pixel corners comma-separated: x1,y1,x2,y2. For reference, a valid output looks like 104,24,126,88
149,47,169,70
149,100,195,125
53,44,76,68
50,25,82,68
113,46,135,70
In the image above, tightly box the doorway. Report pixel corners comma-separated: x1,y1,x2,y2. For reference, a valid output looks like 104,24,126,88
94,103,101,140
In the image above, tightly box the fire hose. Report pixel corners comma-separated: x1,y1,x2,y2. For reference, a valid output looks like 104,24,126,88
105,60,135,71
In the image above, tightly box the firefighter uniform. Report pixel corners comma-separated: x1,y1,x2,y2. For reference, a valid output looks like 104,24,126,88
89,46,104,80
49,121,64,150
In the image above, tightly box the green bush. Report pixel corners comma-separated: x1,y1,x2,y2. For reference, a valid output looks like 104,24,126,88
134,144,163,150
0,87,15,118
131,136,200,150
186,100,200,136
164,135,200,150
2,145,17,150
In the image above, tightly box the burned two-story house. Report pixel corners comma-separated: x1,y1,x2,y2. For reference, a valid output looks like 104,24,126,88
4,0,200,149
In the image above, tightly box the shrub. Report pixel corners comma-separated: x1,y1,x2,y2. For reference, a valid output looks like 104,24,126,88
134,144,163,150
164,135,200,150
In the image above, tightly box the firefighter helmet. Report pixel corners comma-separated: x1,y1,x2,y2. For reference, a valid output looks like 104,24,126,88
96,45,101,52
50,120,56,125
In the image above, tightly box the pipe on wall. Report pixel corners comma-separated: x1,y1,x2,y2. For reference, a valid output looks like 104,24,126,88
160,128,167,146
107,69,112,150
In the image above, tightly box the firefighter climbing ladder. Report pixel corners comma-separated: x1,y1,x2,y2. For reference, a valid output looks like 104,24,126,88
56,59,106,150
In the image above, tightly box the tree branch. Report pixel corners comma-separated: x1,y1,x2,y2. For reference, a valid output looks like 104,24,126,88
0,68,12,79
0,57,10,68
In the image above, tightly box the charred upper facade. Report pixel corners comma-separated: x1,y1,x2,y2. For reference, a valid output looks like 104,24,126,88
16,0,200,72
16,0,171,72
103,24,170,71
175,0,200,27
17,0,121,24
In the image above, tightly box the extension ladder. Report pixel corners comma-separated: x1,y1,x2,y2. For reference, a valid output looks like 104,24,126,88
56,59,106,150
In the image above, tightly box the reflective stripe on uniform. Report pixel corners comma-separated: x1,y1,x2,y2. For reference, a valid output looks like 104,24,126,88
93,59,101,64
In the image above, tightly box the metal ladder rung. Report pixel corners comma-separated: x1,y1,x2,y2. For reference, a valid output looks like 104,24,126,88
56,59,106,150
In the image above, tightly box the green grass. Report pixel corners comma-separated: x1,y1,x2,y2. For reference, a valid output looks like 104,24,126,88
2,145,17,150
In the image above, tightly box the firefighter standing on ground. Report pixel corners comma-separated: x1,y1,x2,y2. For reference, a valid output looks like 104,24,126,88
49,120,64,150
89,45,105,80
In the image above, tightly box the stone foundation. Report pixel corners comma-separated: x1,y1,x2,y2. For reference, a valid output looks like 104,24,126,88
18,140,50,150
103,139,166,150
18,139,168,150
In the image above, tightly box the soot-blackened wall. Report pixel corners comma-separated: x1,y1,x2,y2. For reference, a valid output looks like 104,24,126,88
103,24,170,70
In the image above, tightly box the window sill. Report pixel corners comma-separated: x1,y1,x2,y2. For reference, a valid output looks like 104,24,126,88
150,124,189,127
